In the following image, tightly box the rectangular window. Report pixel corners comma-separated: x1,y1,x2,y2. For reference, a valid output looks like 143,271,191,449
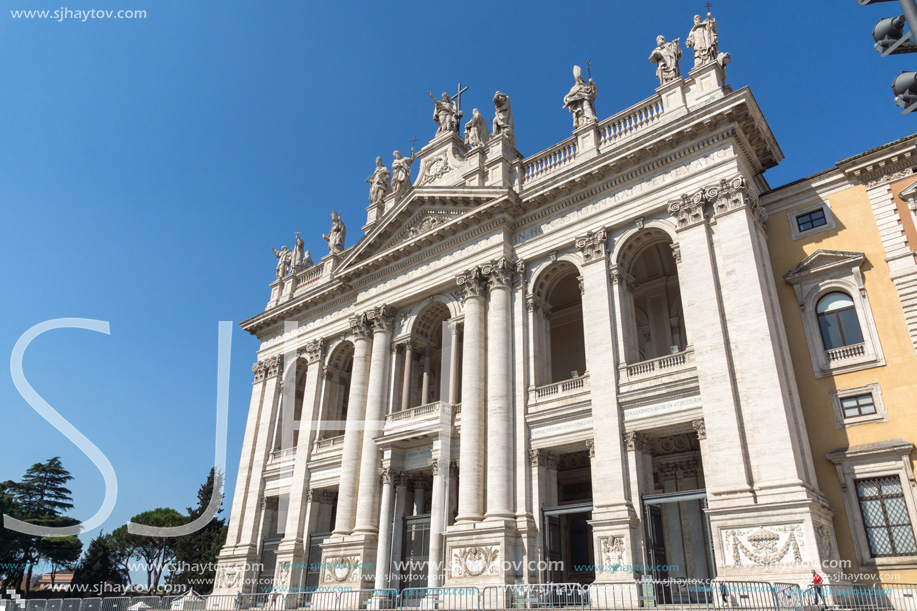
841,394,877,418
856,476,917,557
797,208,828,232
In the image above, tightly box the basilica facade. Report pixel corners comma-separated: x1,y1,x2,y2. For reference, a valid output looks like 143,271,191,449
211,13,917,599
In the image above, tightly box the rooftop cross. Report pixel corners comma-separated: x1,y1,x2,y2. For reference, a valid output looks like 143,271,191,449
451,82,469,132
704,2,713,13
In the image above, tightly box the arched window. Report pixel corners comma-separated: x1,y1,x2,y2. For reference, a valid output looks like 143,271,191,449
816,292,864,350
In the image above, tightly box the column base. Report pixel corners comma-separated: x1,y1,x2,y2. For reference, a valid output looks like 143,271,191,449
212,548,261,596
316,532,378,588
443,522,519,587
589,512,642,583
707,487,840,584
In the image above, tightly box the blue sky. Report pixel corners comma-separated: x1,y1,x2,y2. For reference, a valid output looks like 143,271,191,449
0,0,913,562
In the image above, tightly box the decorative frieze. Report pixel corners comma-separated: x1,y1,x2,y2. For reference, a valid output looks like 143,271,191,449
575,228,608,264
252,355,283,383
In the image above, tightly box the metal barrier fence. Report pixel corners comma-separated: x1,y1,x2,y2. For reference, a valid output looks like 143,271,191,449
5,581,917,611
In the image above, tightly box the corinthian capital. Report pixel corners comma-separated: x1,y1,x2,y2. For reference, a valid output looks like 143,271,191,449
349,312,374,340
708,175,767,229
252,355,284,382
368,304,396,333
303,339,324,364
668,191,707,230
481,256,515,289
456,266,488,301
575,228,608,265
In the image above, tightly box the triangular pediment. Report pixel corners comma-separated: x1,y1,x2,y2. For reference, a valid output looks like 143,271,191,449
784,249,865,284
899,178,917,200
336,185,518,275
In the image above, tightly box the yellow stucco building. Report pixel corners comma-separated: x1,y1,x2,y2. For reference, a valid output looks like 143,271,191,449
763,134,917,583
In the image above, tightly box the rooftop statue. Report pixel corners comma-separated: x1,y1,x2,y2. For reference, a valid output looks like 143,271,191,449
293,233,313,270
686,12,718,69
464,108,489,149
391,148,417,200
323,211,346,255
563,65,597,129
270,245,294,281
649,35,683,86
492,91,515,146
428,91,461,135
365,156,392,206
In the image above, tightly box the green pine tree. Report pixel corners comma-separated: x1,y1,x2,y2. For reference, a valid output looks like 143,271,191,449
168,469,228,594
71,532,128,595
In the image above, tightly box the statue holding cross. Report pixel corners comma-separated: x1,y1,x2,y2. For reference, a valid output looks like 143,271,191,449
686,4,729,70
427,83,468,136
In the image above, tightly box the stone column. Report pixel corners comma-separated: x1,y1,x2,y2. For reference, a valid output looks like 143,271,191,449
483,257,515,521
448,462,459,526
332,316,374,535
390,473,408,591
421,347,433,405
354,305,396,535
448,324,462,404
455,267,487,522
373,467,396,591
216,355,283,594
622,433,653,572
401,342,414,411
427,459,446,588
575,228,638,580
412,477,426,516
277,341,327,590
666,193,752,496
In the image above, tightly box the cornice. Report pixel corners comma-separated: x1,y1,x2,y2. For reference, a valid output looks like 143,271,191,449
838,135,917,188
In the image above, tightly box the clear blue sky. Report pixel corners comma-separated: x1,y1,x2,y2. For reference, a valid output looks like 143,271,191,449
0,0,912,556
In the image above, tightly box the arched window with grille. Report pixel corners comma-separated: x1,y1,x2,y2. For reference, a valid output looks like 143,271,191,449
816,292,864,350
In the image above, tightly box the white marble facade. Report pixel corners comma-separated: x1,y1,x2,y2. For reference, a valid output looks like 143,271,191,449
213,56,841,600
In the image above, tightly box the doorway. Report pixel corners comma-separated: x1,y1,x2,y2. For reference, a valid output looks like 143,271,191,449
401,515,430,591
642,489,715,591
542,503,594,585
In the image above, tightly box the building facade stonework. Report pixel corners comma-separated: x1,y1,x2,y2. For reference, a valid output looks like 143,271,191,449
213,22,917,598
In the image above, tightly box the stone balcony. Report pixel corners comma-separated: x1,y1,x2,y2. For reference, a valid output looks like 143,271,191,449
617,346,698,398
267,447,296,466
311,434,345,457
826,342,866,363
383,401,457,440
527,373,591,412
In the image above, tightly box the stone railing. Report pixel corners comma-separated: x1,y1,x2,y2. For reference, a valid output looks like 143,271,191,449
528,373,590,407
386,401,447,423
267,447,296,464
311,434,345,454
522,138,578,185
621,347,695,382
294,261,325,293
598,97,664,147
826,343,866,362
519,93,665,189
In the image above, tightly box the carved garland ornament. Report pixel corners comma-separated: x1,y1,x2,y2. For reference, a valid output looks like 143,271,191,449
215,564,242,589
724,525,805,567
322,556,362,583
420,154,453,185
451,546,500,578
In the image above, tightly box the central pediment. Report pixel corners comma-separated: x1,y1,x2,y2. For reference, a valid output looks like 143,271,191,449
336,185,518,276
